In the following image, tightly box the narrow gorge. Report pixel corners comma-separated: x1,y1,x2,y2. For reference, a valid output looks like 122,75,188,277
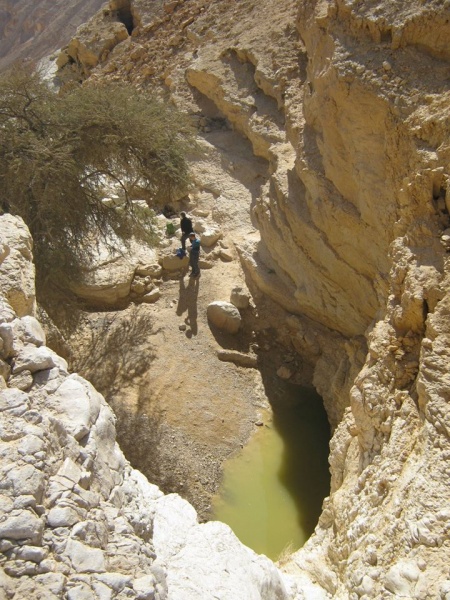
1,0,450,599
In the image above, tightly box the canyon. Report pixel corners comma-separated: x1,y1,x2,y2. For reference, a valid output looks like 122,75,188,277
0,0,104,71
1,0,450,598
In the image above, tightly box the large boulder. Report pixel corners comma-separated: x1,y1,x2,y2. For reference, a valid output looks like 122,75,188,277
63,11,129,75
70,239,157,307
193,219,222,247
0,215,35,317
161,254,189,271
207,301,241,334
70,257,136,306
199,228,222,248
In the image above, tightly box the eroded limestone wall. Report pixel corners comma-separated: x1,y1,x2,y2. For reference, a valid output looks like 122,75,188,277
285,1,450,597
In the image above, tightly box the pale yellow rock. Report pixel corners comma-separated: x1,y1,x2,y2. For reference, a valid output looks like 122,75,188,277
64,10,129,74
0,216,36,317
161,255,189,271
139,288,161,303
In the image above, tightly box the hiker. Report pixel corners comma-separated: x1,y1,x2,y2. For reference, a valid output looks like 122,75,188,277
188,232,201,277
180,212,194,251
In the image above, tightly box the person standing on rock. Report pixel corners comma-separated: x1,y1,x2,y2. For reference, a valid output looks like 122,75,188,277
188,232,201,278
180,212,194,251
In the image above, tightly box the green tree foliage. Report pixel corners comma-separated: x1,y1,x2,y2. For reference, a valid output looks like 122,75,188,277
0,66,193,292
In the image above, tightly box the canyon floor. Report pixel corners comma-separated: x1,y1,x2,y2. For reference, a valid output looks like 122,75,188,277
66,131,313,521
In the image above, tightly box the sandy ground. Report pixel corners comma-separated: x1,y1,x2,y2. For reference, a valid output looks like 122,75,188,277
66,129,300,519
69,254,285,518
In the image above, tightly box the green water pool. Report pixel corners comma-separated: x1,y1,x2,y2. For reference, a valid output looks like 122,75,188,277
211,390,330,560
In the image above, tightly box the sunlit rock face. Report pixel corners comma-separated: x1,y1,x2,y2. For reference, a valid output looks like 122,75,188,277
285,2,450,598
2,0,450,597
0,0,104,70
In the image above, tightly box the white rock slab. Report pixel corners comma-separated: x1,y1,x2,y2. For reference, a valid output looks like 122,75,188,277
207,301,241,334
48,375,102,440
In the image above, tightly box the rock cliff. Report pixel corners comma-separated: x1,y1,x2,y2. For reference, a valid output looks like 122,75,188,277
1,0,450,598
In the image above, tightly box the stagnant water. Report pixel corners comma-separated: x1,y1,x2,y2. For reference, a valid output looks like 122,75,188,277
211,389,330,560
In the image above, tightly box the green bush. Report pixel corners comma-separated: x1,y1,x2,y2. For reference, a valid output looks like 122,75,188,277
0,65,194,295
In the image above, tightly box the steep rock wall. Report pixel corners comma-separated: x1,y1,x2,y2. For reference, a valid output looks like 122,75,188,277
286,1,450,597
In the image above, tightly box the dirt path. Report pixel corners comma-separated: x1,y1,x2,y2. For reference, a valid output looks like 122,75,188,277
71,257,274,518
68,131,286,518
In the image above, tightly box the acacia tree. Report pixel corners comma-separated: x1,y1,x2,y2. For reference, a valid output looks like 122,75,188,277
0,66,193,294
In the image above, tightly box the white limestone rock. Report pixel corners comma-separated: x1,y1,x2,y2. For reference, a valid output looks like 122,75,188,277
64,539,107,574
230,286,250,309
150,493,288,599
0,387,29,414
132,574,156,599
0,299,15,324
12,316,46,347
207,301,241,334
46,375,102,441
8,463,46,501
95,572,133,594
0,510,44,543
8,370,34,391
0,322,16,359
47,506,81,528
0,215,35,317
384,560,422,596
199,227,222,247
15,545,48,563
139,288,161,303
12,346,59,374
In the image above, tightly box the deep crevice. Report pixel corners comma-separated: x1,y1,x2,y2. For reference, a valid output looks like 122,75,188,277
113,2,135,35
117,8,134,34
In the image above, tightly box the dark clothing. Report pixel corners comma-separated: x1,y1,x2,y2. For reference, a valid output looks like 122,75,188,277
189,237,200,276
180,216,193,235
180,216,194,251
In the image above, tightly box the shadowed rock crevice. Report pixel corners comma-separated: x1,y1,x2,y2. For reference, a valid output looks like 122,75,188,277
112,0,135,35
223,48,286,129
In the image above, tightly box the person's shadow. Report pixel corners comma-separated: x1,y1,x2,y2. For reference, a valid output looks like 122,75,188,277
177,274,200,336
